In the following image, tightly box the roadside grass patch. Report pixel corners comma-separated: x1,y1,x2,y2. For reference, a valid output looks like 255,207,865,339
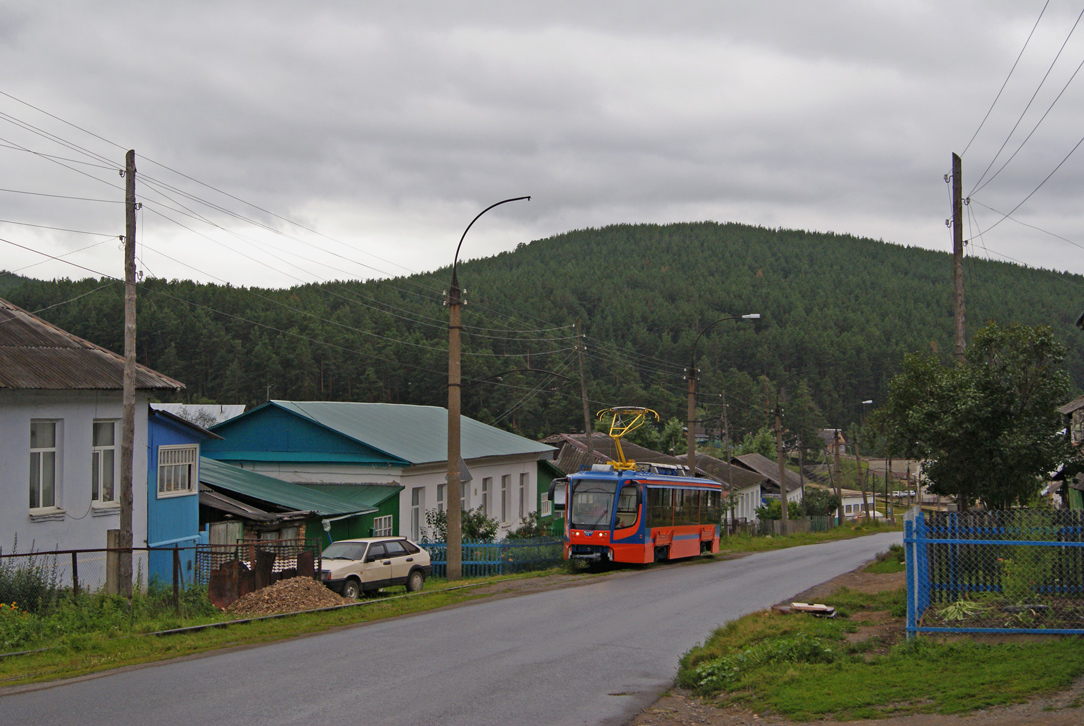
716,520,902,556
0,569,565,687
679,587,1084,720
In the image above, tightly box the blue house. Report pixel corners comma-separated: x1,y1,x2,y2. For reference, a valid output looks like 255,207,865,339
146,407,220,586
201,401,555,539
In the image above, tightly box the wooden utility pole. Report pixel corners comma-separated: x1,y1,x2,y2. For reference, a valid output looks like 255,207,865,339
952,152,966,363
854,434,870,520
576,320,592,461
686,365,697,475
775,402,789,532
833,429,844,526
119,149,136,598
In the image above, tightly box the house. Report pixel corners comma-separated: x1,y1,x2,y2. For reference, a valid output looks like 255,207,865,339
542,432,703,477
1057,395,1084,509
198,457,387,545
818,429,847,456
692,452,770,524
0,296,182,586
150,402,245,428
729,453,805,513
200,401,555,539
146,408,220,585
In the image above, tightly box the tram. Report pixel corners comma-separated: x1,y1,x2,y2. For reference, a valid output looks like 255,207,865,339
556,407,722,565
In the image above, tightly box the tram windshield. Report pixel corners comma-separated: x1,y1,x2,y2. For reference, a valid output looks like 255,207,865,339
569,479,618,530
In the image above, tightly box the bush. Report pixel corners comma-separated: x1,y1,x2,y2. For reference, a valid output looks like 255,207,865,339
755,499,802,521
423,507,500,542
0,539,62,616
803,487,841,517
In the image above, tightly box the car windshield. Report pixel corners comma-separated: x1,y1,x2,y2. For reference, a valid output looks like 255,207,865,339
569,479,618,530
321,542,368,561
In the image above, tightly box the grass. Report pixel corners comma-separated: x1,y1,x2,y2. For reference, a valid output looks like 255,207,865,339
0,570,555,687
714,519,902,556
678,584,1084,721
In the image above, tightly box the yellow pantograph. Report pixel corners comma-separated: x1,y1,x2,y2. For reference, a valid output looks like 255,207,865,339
595,406,659,470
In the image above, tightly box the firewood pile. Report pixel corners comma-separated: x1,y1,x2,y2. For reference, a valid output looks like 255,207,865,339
226,576,348,617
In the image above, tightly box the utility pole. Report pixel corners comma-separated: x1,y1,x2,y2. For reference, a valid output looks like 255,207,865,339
952,152,966,363
833,429,844,526
446,276,463,581
686,365,697,475
775,401,789,532
445,197,529,581
576,319,592,461
854,431,870,520
119,149,137,598
723,391,735,533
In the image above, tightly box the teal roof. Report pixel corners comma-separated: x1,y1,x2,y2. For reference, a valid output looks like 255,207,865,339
199,457,376,518
231,401,554,466
299,483,403,508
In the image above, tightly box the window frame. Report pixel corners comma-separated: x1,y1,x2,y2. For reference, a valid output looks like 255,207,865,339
29,420,60,511
157,444,198,498
501,474,510,523
373,514,394,537
91,420,118,505
481,477,491,516
519,472,529,520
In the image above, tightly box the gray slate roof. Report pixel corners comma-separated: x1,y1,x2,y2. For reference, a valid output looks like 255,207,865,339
0,296,183,391
268,401,553,465
732,453,804,492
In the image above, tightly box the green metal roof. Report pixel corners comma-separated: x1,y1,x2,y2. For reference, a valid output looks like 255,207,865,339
262,401,554,465
198,457,375,517
298,483,403,508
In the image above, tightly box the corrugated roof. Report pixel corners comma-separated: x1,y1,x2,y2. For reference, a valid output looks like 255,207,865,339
264,401,554,465
0,297,183,391
541,432,725,480
693,452,767,490
733,453,803,492
298,483,403,508
199,457,375,517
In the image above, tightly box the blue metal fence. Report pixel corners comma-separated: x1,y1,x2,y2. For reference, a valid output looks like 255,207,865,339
905,508,1084,637
421,537,564,579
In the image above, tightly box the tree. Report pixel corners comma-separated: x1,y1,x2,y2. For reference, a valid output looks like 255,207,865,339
423,507,500,542
874,322,1079,510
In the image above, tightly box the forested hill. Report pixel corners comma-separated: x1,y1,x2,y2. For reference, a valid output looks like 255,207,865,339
4,221,1084,444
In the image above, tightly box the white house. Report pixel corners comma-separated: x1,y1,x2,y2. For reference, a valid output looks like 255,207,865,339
0,297,183,579
200,401,555,539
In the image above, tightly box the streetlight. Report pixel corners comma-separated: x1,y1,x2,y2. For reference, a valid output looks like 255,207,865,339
686,314,759,476
446,196,530,581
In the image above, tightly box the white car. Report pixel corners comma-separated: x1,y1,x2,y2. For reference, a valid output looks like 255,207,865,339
320,537,432,599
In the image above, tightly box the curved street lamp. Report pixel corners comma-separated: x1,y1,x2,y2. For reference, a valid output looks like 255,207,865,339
686,314,759,476
446,196,530,581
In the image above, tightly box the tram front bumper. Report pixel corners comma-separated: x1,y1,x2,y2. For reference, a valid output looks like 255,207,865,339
568,545,612,561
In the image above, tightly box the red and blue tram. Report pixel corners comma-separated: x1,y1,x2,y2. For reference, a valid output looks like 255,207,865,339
560,467,722,565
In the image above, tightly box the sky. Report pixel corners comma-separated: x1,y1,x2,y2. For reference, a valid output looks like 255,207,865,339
3,1,1084,289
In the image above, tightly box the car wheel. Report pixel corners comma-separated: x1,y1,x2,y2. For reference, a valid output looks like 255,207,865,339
406,569,424,592
342,578,362,600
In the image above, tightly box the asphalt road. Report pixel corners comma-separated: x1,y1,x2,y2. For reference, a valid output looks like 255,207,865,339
1,531,901,726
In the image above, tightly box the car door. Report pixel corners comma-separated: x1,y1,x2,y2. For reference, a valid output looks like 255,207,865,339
361,542,392,590
383,539,412,585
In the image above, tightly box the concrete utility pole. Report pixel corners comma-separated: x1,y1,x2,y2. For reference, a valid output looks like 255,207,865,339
446,197,529,581
119,149,137,598
576,319,592,461
952,152,966,363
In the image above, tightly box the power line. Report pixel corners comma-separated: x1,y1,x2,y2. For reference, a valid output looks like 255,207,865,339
962,0,1049,156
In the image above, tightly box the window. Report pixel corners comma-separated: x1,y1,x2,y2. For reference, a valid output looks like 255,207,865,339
541,498,553,517
410,487,424,540
437,483,446,512
373,515,394,537
481,477,491,516
501,475,510,522
384,540,407,556
29,421,58,509
91,421,116,504
648,487,673,528
519,473,529,519
158,445,198,496
615,484,640,529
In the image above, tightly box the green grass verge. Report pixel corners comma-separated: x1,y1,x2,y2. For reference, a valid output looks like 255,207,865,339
714,520,902,556
678,586,1084,721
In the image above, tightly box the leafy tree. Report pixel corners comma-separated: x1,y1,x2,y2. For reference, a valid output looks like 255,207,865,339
505,511,554,539
422,507,500,542
755,499,802,521
874,322,1080,510
802,487,841,517
736,426,776,459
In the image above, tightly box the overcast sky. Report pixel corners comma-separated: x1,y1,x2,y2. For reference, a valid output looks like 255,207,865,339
3,1,1084,290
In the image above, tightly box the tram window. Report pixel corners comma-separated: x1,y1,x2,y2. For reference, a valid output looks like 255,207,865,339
615,484,640,528
648,488,672,527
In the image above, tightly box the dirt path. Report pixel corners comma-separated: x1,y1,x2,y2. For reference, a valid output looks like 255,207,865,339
627,567,1084,726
